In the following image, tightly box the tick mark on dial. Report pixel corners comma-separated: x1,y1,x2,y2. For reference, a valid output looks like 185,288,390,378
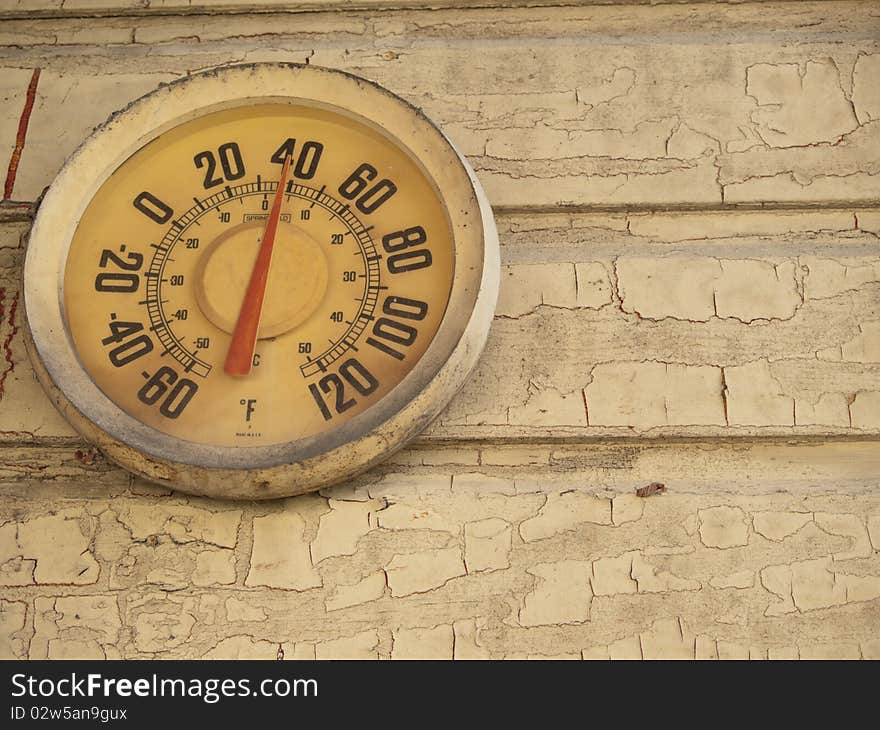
310,185,326,208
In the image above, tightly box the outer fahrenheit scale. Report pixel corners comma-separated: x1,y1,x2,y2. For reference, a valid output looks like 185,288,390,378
22,64,499,499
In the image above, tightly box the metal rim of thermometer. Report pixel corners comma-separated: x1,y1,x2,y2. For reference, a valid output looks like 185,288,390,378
22,63,499,499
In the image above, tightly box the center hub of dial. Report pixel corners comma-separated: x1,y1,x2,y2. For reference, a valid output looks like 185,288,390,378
194,220,329,339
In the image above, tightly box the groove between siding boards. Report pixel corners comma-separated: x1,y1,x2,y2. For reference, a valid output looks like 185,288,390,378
5,202,880,223
0,1,790,21
1,439,879,493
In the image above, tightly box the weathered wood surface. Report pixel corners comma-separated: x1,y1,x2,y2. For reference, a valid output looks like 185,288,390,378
0,2,878,206
0,1,879,660
2,441,880,659
3,208,879,441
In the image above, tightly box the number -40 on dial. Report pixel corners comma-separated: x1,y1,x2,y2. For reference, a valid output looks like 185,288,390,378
23,64,499,499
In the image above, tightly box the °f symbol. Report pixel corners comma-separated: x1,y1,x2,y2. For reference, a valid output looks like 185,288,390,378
240,398,257,422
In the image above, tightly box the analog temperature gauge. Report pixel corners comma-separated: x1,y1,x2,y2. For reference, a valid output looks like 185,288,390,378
23,64,499,498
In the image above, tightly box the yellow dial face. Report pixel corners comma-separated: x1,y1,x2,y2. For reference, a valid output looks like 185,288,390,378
63,104,454,447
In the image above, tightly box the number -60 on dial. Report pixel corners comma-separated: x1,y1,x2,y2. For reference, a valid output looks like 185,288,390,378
23,64,499,499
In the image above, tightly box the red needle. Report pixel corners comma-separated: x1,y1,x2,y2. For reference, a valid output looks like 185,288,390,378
224,154,292,376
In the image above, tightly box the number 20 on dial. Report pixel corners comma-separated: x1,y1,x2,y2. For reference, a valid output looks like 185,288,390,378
23,64,499,499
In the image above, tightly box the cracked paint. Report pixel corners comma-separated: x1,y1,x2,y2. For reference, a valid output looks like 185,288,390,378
746,59,860,148
4,210,880,439
0,447,877,658
384,547,465,598
0,7,876,207
518,561,592,627
246,511,321,591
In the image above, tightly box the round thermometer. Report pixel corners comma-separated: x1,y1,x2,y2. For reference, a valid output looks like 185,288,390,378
23,64,499,499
